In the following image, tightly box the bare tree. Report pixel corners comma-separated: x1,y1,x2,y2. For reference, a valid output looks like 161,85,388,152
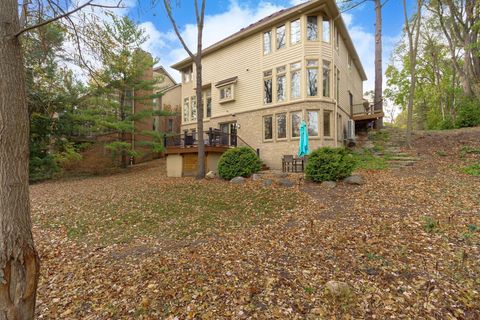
0,1,121,317
338,0,385,128
163,0,207,179
403,0,424,145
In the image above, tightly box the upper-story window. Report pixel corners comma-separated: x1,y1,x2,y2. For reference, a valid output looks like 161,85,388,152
183,98,189,123
307,16,318,41
182,66,193,83
190,96,197,121
276,25,286,49
323,17,330,42
276,66,286,102
306,59,318,97
263,31,272,55
263,115,273,140
205,90,212,118
290,19,301,45
263,70,273,104
216,77,237,103
323,60,331,97
290,62,301,99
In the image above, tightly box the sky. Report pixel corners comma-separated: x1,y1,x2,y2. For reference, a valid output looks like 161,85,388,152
84,0,412,94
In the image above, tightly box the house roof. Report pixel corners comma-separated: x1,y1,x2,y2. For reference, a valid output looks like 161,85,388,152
153,66,177,85
215,76,238,87
171,0,367,81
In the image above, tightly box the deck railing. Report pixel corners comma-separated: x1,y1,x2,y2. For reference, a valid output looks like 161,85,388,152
352,103,384,119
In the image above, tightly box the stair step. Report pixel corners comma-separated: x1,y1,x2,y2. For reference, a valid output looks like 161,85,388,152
388,156,420,161
388,160,416,166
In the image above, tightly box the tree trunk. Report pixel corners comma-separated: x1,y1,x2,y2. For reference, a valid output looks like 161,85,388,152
374,0,383,128
196,59,205,179
0,0,40,318
119,91,128,168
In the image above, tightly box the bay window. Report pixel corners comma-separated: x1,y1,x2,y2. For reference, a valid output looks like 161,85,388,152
276,66,286,102
323,60,331,97
264,115,273,140
323,17,330,42
276,25,286,49
291,111,302,138
307,59,318,97
263,70,273,104
307,110,319,136
307,16,318,40
290,62,301,99
290,19,301,45
277,113,287,139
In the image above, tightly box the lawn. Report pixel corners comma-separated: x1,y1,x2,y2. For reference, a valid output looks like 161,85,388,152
31,128,480,319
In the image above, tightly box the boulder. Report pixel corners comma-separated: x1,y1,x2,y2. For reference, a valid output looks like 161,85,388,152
205,171,216,179
344,175,364,185
321,181,337,189
252,173,262,181
277,178,295,188
262,179,273,187
230,176,245,184
325,280,352,298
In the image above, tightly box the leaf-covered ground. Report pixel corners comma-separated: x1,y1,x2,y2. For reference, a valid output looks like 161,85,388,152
31,128,480,319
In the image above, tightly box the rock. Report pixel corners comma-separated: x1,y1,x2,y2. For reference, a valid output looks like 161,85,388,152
325,280,352,298
230,176,245,184
262,179,273,187
321,181,337,188
277,178,295,188
205,171,216,179
275,173,289,178
344,175,364,185
252,173,261,181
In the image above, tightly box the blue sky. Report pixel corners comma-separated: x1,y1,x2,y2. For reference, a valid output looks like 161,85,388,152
94,0,410,93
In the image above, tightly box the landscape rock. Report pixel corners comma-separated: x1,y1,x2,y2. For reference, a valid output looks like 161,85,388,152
262,179,273,187
344,175,364,185
325,280,352,298
321,181,337,189
205,171,216,179
277,178,295,188
230,176,245,184
252,173,262,181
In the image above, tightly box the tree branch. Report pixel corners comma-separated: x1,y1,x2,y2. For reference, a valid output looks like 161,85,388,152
163,0,195,59
14,0,123,37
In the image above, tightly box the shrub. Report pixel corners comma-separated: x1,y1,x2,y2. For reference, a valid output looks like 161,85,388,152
456,97,480,128
218,147,262,180
305,147,356,182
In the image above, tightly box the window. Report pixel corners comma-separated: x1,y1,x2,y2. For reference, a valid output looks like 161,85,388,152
276,66,286,102
276,25,286,49
206,90,212,118
264,115,273,140
290,19,301,45
191,96,197,121
323,17,330,42
263,70,273,104
168,119,174,132
263,31,272,55
307,60,318,97
290,62,301,99
307,16,318,40
183,98,189,122
323,110,331,137
277,113,287,139
291,111,302,138
323,60,331,97
219,85,233,102
182,66,193,83
307,110,319,136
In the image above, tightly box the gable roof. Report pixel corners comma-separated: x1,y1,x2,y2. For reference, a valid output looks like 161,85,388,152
171,0,367,81
153,66,177,85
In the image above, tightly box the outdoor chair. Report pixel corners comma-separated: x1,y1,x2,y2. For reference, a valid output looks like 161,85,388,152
282,155,294,172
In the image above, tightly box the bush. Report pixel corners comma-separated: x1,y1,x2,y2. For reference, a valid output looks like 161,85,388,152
305,147,356,182
456,98,480,128
218,147,262,180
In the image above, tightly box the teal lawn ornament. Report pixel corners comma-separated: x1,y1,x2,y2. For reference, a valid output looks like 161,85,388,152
298,120,309,157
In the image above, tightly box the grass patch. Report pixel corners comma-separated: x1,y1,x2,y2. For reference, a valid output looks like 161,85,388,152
460,146,480,157
35,181,304,246
368,130,390,143
423,216,439,233
351,150,389,170
462,163,480,176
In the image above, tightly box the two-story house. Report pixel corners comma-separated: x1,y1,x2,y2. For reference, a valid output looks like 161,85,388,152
169,0,379,173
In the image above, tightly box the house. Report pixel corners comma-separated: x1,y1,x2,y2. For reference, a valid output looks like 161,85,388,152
167,0,383,175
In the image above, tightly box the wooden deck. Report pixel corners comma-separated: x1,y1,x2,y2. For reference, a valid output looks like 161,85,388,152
165,145,231,155
352,111,385,121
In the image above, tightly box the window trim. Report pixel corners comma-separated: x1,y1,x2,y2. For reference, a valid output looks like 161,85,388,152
218,84,235,103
